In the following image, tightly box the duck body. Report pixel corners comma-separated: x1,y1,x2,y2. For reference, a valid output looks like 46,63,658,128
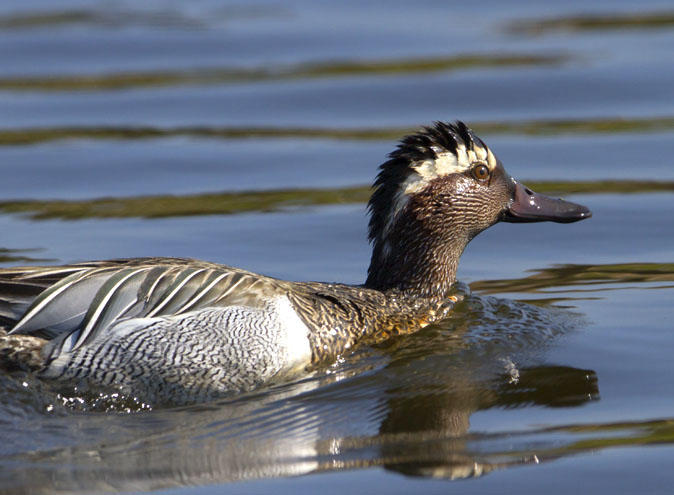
0,121,590,404
0,258,457,403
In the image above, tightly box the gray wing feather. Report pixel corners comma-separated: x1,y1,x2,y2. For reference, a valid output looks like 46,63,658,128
173,271,231,313
144,268,210,317
9,268,113,336
5,259,286,350
73,267,151,350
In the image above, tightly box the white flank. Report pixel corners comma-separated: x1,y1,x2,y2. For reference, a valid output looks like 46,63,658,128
274,296,312,374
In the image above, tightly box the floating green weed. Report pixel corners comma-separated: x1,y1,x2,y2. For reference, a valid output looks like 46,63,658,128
0,181,671,220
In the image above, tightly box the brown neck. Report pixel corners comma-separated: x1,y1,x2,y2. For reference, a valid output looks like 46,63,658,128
365,215,469,299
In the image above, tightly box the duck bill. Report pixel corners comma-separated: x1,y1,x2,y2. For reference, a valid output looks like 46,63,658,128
501,182,591,224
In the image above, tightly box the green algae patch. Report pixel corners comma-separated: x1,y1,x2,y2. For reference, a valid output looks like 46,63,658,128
0,248,52,264
0,54,565,92
0,187,372,220
471,262,674,295
547,418,674,452
0,127,402,146
2,116,674,147
0,8,204,30
510,11,674,34
524,180,674,195
0,181,671,221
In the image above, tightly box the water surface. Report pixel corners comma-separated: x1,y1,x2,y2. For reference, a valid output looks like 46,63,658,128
0,1,673,494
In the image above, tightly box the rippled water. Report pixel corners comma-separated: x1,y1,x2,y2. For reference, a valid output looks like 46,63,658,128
0,1,673,494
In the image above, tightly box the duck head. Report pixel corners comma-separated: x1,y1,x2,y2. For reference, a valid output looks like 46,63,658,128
365,121,590,296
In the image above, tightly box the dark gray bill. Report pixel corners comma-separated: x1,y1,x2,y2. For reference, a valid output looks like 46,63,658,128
501,182,592,224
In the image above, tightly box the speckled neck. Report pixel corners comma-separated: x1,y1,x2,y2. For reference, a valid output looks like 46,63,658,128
365,170,476,299
364,121,489,299
364,216,468,299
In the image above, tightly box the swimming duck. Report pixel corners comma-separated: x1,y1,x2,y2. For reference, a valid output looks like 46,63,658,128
0,121,590,404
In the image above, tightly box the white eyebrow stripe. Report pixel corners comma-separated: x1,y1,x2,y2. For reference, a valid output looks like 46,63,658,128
455,145,469,167
474,144,488,161
402,140,497,198
410,152,467,182
467,149,477,163
486,147,497,168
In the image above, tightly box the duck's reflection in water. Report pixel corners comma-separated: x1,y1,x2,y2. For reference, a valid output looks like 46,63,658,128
0,294,599,494
378,364,598,479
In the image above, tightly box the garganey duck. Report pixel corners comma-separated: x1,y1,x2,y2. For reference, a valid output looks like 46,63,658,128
0,121,590,404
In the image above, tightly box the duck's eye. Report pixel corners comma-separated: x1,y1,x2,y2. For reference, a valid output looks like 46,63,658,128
471,164,490,181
